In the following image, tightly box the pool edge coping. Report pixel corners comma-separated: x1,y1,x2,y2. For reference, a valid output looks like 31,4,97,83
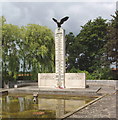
58,93,108,120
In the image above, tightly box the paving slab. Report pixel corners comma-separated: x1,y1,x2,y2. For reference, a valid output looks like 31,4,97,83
7,85,102,97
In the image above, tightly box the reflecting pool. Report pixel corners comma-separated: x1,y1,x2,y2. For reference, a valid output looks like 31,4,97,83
0,94,96,119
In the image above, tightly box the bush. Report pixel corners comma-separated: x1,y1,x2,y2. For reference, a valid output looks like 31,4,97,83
68,67,114,80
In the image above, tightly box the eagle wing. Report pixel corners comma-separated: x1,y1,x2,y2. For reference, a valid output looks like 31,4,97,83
60,16,69,24
52,18,58,23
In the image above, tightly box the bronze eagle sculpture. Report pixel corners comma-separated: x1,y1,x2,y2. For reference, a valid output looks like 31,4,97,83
52,16,69,28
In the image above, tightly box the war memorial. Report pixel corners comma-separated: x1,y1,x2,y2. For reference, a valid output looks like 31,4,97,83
0,16,117,119
38,16,86,89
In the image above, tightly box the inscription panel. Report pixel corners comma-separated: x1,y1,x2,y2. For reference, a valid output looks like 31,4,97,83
38,73,86,88
65,73,86,88
55,28,65,87
38,73,56,87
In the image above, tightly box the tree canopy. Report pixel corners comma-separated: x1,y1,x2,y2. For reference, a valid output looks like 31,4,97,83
2,18,54,84
66,16,117,79
105,11,118,68
1,11,118,86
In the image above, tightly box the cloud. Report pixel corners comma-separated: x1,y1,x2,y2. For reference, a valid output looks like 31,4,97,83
2,2,116,35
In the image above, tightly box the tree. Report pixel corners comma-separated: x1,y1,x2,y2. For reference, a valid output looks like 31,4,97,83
105,11,118,69
104,10,118,79
75,17,108,72
2,22,21,85
2,17,55,86
0,16,4,87
66,32,84,72
20,24,54,80
66,32,76,71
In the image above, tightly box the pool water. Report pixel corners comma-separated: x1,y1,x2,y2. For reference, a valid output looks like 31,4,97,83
0,94,96,119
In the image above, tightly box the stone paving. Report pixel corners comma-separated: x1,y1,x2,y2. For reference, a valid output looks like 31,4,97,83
64,83,117,120
64,93,116,119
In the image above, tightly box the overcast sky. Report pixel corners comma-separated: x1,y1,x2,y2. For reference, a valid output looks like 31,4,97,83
1,1,117,35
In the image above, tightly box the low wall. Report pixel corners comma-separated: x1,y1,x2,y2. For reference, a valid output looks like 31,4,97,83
38,73,86,88
16,83,38,88
87,80,118,89
87,80,116,86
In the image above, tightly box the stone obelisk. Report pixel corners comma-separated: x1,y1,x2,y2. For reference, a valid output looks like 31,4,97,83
55,28,65,88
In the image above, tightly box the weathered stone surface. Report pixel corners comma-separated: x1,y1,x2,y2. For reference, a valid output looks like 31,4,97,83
64,82,116,119
38,73,56,88
64,93,116,119
55,28,65,87
38,73,86,88
65,73,86,88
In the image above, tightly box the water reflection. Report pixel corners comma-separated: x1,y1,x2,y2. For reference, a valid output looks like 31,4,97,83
18,97,24,112
1,94,93,119
38,98,86,118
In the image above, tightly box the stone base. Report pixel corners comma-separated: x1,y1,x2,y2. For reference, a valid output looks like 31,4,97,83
38,73,86,88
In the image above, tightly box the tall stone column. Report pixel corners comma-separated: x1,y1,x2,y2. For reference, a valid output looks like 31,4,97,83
55,28,65,88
